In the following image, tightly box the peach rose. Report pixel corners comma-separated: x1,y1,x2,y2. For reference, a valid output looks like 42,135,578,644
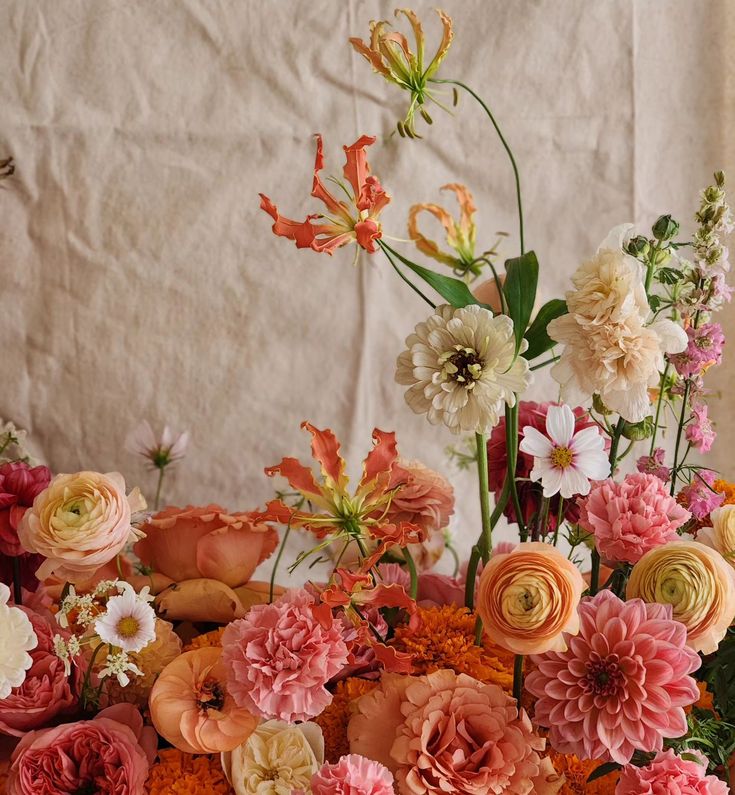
149,647,257,754
476,541,585,655
627,540,735,654
18,471,145,582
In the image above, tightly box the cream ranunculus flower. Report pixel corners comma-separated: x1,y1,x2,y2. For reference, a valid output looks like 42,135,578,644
699,505,735,568
395,304,531,435
221,720,324,795
18,471,146,582
627,540,735,654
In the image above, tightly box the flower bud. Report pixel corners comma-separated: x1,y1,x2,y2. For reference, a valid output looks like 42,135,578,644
621,416,654,441
626,235,650,258
652,214,679,241
592,394,612,415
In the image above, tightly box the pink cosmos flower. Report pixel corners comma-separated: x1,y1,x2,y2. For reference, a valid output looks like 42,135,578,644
260,135,390,254
0,462,51,557
578,473,691,565
678,470,724,521
636,447,671,483
6,704,156,795
686,402,717,453
125,420,189,469
670,322,725,379
616,749,728,795
526,590,700,765
221,589,349,723
310,754,395,795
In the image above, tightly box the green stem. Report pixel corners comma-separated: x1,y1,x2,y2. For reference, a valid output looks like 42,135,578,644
402,546,418,599
153,467,165,511
552,498,564,547
431,78,525,254
670,381,691,496
475,433,493,562
269,522,291,603
12,557,22,605
82,642,106,710
532,496,551,542
513,654,524,705
506,404,527,540
649,363,669,454
465,544,481,610
378,240,436,308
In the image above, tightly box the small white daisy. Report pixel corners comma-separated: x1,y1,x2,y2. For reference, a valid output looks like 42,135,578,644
98,649,143,688
0,583,37,698
94,583,156,653
519,404,610,499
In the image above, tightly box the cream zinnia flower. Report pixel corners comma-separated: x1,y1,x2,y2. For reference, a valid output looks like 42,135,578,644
0,583,37,699
396,304,531,434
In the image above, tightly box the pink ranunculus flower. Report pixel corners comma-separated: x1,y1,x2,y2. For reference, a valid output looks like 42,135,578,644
222,589,349,723
616,749,728,795
310,754,395,795
0,605,82,736
0,462,51,556
526,590,700,765
6,703,156,795
578,472,691,565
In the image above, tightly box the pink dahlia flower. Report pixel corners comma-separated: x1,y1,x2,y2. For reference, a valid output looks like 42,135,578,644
578,473,690,564
616,749,727,794
0,462,51,557
221,588,349,722
311,754,395,795
526,590,700,765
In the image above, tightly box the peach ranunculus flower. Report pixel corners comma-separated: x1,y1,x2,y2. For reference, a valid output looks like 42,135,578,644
349,9,453,138
149,647,257,755
626,540,735,654
476,541,585,655
699,504,735,568
260,135,389,256
18,471,146,582
348,670,563,795
221,719,324,795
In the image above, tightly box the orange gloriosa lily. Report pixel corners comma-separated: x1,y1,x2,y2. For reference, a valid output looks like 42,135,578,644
259,134,390,255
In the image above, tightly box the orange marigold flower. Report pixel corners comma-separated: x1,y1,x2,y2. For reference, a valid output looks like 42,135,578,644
686,680,715,714
145,748,232,794
548,751,618,795
391,604,514,691
314,677,378,763
183,627,225,652
714,479,735,505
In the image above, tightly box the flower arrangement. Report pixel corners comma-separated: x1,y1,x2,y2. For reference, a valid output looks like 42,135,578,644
2,7,735,795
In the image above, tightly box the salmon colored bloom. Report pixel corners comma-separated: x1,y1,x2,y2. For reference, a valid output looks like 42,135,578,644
616,749,727,795
626,540,735,654
476,542,585,655
149,648,257,755
259,135,389,255
349,9,453,137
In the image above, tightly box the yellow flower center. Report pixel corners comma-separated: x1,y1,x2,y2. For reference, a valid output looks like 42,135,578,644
550,446,574,469
116,616,140,638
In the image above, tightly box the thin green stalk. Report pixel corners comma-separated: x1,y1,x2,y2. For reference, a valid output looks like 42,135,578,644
475,432,493,562
530,355,560,371
402,546,418,599
670,381,691,496
153,467,165,511
82,642,106,709
506,404,527,541
431,78,525,254
465,544,481,610
513,654,524,704
552,498,564,547
649,363,670,454
378,240,436,308
532,496,551,542
269,522,291,603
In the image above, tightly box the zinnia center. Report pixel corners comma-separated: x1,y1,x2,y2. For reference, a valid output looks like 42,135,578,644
550,446,574,468
116,616,140,638
442,346,484,385
196,677,225,712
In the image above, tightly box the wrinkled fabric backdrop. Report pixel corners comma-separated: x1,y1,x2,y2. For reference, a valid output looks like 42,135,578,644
2,0,734,583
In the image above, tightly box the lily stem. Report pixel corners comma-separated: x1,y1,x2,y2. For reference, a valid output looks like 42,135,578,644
513,654,524,705
269,522,291,603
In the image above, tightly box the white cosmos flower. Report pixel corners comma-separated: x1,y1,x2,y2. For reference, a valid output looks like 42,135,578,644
0,583,37,698
396,304,531,435
94,583,156,653
519,404,610,499
125,420,189,469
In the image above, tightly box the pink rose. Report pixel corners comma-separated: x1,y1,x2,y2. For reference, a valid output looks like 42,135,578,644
6,704,157,795
616,749,728,794
311,754,395,795
0,606,82,736
0,462,51,556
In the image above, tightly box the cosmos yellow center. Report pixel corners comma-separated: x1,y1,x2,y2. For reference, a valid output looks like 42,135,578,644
550,446,574,469
116,617,140,638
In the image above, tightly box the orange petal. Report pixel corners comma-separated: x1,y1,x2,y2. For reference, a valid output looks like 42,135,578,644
311,134,354,223
473,277,505,314
395,8,424,69
155,578,249,623
372,643,414,674
264,456,324,503
302,421,348,490
360,428,398,489
342,135,377,203
425,8,453,78
441,183,476,247
348,36,392,79
195,523,273,588
407,202,458,266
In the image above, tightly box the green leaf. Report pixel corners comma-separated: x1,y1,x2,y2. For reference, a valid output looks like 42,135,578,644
587,762,621,783
503,251,539,351
523,299,567,361
656,266,681,285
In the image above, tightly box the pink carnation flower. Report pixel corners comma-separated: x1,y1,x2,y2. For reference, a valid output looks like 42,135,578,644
526,590,700,765
686,403,716,453
636,447,670,483
579,473,690,564
616,749,728,794
221,588,349,722
311,754,395,795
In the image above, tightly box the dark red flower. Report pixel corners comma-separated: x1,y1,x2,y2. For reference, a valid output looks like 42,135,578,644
0,463,51,557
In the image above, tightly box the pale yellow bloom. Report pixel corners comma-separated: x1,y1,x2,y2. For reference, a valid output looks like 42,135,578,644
699,505,735,568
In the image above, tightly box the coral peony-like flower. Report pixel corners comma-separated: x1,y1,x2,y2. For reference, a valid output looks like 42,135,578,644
476,542,585,655
519,403,610,499
700,504,735,569
311,754,395,795
579,473,690,565
396,304,531,434
0,462,51,556
616,749,727,795
18,470,146,582
222,589,349,723
349,669,563,794
315,678,379,764
260,134,389,255
145,748,232,795
627,540,735,654
149,647,257,755
349,8,453,137
0,604,80,736
6,703,157,795
526,590,700,764
221,719,324,795
416,571,465,607
0,583,37,700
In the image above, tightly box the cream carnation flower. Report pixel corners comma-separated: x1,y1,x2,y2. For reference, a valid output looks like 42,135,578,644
396,304,531,434
699,505,735,568
0,583,37,699
221,720,324,795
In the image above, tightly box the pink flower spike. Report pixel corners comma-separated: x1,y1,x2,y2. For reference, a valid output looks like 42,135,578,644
519,404,609,499
686,402,717,452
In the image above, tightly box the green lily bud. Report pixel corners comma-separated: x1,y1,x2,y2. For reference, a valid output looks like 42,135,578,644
652,214,679,242
621,416,654,441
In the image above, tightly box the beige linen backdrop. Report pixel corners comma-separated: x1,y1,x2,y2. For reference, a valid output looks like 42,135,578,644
2,0,734,582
